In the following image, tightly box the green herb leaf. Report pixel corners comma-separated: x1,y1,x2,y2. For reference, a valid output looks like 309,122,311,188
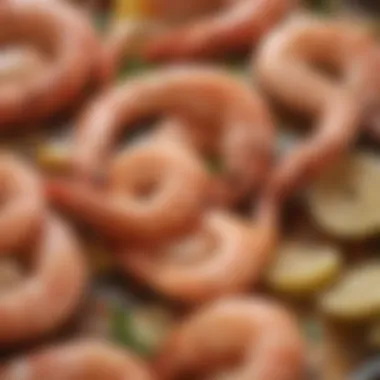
304,0,336,13
118,59,156,80
206,156,224,174
110,305,154,357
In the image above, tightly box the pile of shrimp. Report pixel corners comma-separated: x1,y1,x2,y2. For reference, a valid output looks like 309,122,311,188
0,0,380,379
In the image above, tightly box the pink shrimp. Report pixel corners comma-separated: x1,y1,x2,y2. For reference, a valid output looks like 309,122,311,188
119,209,277,304
148,0,222,23
46,140,209,244
73,66,274,204
0,152,44,253
0,46,46,85
0,0,107,126
255,15,378,202
153,297,305,380
363,48,380,142
1,341,153,380
142,0,298,61
0,214,87,346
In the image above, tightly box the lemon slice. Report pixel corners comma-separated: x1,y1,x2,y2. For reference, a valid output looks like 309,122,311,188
267,240,342,296
321,261,380,321
308,152,380,238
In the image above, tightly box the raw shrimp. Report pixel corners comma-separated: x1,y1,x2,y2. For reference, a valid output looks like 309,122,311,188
119,209,277,303
73,66,274,205
0,341,154,380
142,0,298,60
255,15,378,202
47,140,209,244
0,214,87,346
0,0,107,126
153,297,305,380
0,152,44,253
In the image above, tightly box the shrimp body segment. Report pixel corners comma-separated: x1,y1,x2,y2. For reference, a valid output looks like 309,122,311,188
255,16,377,201
0,153,44,253
0,0,105,125
0,215,87,346
1,341,154,380
120,210,278,303
143,0,298,60
154,297,305,380
47,141,209,244
74,67,274,204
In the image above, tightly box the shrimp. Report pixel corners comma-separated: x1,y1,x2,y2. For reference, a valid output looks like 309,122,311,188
363,48,380,142
148,0,222,23
1,341,153,380
73,66,274,205
0,46,46,85
153,297,305,380
0,152,44,253
46,140,209,244
255,15,378,202
118,209,277,304
0,214,87,346
142,0,298,61
0,0,107,126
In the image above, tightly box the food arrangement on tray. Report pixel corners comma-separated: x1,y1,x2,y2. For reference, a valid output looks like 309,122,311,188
1,0,380,379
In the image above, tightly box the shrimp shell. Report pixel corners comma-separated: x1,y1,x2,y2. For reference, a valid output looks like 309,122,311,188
119,210,277,304
47,140,209,244
143,0,298,60
0,153,44,253
255,15,377,202
73,66,274,205
0,0,106,126
0,214,87,346
0,341,154,380
153,297,305,380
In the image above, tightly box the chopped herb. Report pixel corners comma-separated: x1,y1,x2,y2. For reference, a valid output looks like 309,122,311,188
223,59,249,78
118,59,156,80
206,156,224,174
304,319,323,343
94,14,110,33
304,0,336,13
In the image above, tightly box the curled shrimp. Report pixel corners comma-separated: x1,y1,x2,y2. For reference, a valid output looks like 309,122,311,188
153,297,305,379
142,0,298,60
47,139,209,244
119,209,277,304
0,153,44,253
0,0,107,126
1,341,153,380
73,66,274,205
0,214,87,346
255,15,377,202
